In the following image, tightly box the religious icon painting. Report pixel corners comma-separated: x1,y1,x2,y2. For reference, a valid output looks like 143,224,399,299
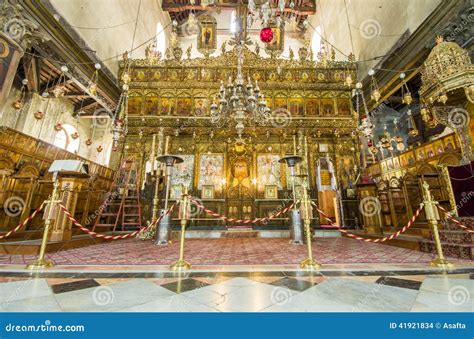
264,20,284,55
201,185,215,199
274,97,287,111
194,97,208,116
257,154,282,192
170,155,194,198
288,98,304,116
434,140,444,155
444,136,455,151
197,15,217,56
176,97,192,116
170,184,183,200
337,99,352,116
425,145,435,158
264,185,278,199
160,97,175,115
144,95,159,115
305,98,319,116
127,95,142,115
321,99,334,116
198,154,224,190
393,156,400,169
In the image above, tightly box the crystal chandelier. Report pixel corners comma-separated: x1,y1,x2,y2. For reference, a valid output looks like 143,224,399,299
209,45,271,139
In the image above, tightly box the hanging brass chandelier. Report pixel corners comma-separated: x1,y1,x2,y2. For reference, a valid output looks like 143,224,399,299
209,43,271,139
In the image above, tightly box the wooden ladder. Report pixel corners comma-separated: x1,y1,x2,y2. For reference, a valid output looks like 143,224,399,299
92,160,143,232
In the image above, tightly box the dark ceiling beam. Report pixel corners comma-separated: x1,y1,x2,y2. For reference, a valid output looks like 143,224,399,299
74,98,98,113
20,0,120,111
22,55,41,93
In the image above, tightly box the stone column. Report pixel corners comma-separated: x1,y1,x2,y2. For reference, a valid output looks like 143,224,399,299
50,174,89,242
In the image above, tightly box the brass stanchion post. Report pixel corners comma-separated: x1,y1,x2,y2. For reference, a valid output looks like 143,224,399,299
422,181,453,269
299,183,321,270
26,178,61,270
170,185,191,271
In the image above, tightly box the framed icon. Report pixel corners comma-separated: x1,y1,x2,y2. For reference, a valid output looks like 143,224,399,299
201,185,215,199
264,185,278,199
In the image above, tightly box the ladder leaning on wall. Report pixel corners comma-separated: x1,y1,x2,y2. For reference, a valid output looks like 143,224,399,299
92,160,143,232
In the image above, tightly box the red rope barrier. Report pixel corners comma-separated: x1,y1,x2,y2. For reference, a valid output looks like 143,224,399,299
437,205,474,234
58,202,178,240
189,198,297,224
0,202,45,240
311,201,424,243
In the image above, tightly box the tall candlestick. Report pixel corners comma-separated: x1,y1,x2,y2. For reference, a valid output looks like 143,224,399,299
293,135,297,155
150,134,156,174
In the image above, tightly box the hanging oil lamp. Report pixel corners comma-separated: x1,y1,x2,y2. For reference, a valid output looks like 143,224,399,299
71,131,79,139
34,111,45,120
400,73,413,105
407,109,419,137
54,122,63,131
96,145,103,153
85,138,93,146
369,69,381,103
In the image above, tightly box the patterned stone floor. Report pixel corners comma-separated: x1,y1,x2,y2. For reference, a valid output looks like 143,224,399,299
0,268,472,312
0,237,468,266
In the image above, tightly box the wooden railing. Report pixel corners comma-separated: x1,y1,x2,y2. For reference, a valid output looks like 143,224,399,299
0,127,115,231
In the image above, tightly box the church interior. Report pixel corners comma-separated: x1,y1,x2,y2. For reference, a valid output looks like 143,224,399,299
0,0,472,313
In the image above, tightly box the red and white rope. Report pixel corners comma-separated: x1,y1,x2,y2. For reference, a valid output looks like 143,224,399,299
437,205,474,234
311,201,424,243
0,202,46,240
189,197,297,224
59,202,178,240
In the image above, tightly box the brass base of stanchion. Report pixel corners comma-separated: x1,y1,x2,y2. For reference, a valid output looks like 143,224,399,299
430,258,453,269
170,259,191,271
299,258,321,270
26,258,54,270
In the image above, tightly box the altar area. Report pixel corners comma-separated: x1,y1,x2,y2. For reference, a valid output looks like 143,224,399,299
121,45,359,232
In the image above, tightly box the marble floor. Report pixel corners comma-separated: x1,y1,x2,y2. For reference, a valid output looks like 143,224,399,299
0,265,472,312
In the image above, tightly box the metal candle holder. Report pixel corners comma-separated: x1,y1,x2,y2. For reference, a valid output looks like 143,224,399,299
279,155,304,245
155,155,183,246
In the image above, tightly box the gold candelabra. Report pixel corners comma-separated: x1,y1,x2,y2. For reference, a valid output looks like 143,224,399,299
422,181,453,269
170,185,192,271
26,178,61,270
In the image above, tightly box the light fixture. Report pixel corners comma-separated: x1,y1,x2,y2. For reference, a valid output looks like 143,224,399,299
209,43,271,140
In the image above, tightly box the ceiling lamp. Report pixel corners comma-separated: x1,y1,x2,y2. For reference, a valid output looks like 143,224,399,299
419,36,473,104
209,45,271,140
